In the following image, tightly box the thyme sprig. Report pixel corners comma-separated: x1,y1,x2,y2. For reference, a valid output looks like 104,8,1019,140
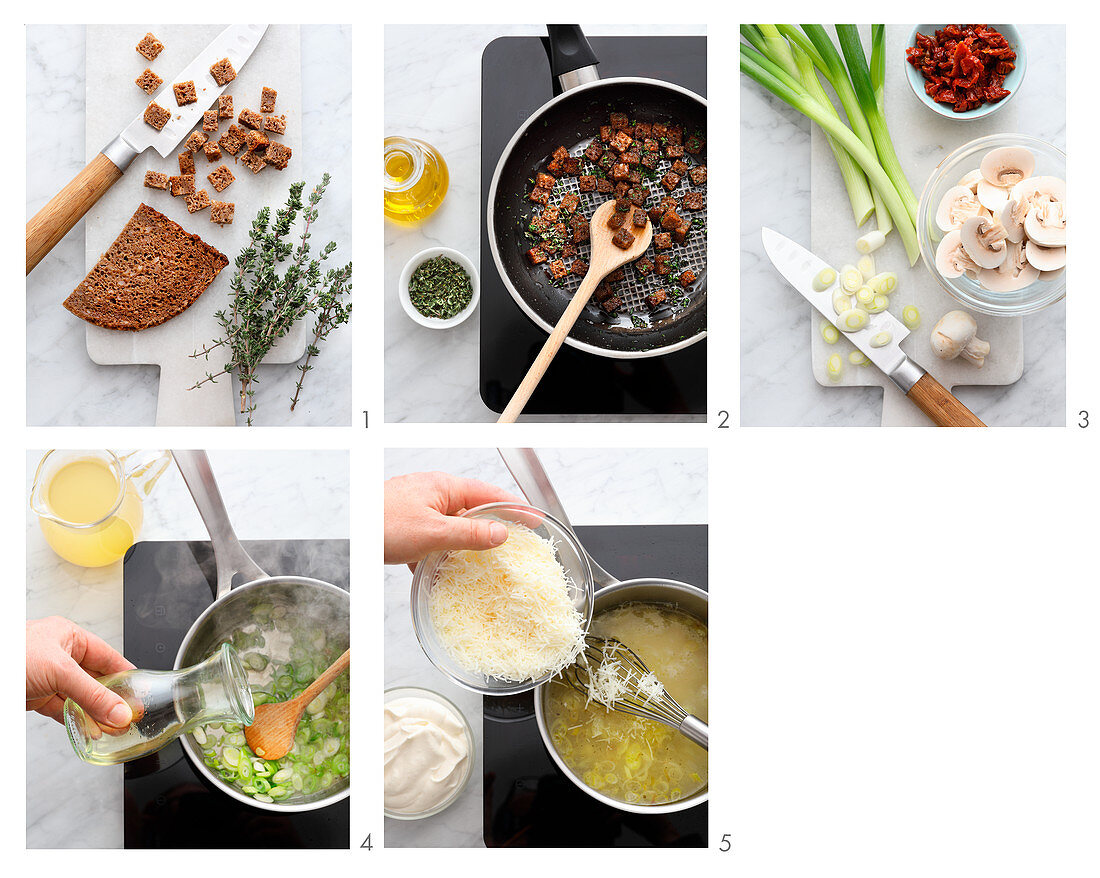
189,174,352,424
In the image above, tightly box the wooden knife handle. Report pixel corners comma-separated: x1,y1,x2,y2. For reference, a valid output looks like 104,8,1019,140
906,372,986,427
26,152,124,275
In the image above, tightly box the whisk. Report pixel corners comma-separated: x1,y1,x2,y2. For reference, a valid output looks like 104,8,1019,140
560,634,708,750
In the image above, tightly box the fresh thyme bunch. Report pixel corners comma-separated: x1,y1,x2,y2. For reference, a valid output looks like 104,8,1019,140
190,174,353,424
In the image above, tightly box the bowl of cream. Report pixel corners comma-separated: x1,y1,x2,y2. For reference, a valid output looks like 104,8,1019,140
384,686,473,819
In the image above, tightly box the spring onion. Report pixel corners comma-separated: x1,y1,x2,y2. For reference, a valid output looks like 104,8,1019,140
821,321,840,344
838,308,869,332
840,264,863,292
195,617,350,804
856,255,875,278
856,230,886,253
789,43,873,224
870,331,892,347
740,38,920,264
868,272,898,295
866,294,889,314
849,350,870,366
902,306,921,329
834,25,918,224
855,286,875,306
826,354,844,382
798,24,893,232
833,291,853,315
813,267,838,291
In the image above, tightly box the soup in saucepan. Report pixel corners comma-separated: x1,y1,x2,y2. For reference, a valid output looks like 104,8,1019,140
544,602,708,806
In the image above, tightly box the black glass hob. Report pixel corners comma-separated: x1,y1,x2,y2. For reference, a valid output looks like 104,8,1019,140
483,523,708,847
480,35,707,416
122,539,350,849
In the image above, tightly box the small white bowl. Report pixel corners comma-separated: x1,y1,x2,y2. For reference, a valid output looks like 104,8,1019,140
398,247,479,329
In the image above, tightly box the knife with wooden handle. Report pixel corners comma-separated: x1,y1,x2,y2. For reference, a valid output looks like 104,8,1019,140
26,24,268,275
761,227,985,427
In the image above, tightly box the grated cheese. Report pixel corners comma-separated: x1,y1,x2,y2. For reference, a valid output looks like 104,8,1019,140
428,521,585,683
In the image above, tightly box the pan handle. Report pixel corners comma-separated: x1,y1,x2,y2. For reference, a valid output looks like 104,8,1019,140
172,450,269,600
547,25,600,91
498,448,618,589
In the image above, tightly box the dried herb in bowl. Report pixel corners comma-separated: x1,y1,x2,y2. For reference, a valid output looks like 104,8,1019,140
408,256,473,319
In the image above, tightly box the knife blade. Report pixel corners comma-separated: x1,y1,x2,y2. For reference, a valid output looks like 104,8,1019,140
119,24,268,158
760,227,986,427
27,24,268,274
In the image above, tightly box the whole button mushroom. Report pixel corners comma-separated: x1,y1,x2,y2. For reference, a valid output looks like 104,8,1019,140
930,310,990,368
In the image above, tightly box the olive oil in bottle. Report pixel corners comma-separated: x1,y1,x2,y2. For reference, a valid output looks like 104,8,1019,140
384,136,449,225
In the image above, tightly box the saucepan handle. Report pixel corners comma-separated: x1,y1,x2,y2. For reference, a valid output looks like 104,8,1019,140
172,450,268,600
547,24,600,91
498,448,618,589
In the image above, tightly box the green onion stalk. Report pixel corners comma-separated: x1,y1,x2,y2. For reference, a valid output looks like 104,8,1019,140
741,40,873,226
789,44,874,225
798,24,895,234
867,24,892,234
740,45,920,264
834,24,918,224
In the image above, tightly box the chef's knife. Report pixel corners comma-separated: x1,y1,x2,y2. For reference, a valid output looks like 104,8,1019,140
761,228,985,427
26,24,268,274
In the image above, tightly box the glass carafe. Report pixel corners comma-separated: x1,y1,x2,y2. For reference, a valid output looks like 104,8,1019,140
30,449,171,567
384,136,449,224
64,644,254,765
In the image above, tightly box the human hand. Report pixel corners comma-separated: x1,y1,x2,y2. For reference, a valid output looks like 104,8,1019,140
26,616,135,728
384,471,523,567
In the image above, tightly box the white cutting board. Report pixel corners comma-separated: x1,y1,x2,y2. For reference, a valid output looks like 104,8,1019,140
811,24,1023,426
84,24,306,426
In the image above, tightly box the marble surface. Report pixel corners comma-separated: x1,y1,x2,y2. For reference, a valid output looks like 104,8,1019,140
741,25,1066,426
26,24,353,426
383,447,708,846
384,25,707,423
25,449,349,848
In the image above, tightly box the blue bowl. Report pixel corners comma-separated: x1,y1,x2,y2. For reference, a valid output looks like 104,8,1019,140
904,25,1026,121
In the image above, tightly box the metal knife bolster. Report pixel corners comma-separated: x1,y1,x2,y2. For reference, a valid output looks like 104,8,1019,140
888,356,926,394
101,135,139,172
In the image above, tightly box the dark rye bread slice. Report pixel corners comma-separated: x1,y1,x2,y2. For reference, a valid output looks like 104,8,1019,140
64,203,228,331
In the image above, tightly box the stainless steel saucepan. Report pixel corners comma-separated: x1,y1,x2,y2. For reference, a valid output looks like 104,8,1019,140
498,448,708,815
172,450,350,812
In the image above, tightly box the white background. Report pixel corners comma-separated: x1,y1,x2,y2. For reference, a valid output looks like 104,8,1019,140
14,7,1100,876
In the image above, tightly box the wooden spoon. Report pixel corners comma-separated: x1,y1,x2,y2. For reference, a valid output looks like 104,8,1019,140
498,200,654,422
244,648,350,760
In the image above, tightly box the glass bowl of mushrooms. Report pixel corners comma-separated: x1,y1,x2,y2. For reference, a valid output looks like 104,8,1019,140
916,133,1065,317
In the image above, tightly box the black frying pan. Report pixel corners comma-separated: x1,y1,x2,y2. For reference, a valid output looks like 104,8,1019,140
487,26,707,359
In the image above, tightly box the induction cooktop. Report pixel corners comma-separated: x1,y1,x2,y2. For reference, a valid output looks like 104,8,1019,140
122,539,350,849
482,523,708,847
480,35,707,417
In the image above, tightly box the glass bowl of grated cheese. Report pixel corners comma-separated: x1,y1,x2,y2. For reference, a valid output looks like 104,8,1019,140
410,502,595,696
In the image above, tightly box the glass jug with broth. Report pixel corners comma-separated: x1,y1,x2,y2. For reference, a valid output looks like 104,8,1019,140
30,450,171,567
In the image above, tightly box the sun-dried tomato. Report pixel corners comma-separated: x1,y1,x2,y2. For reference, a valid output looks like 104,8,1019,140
906,24,1016,113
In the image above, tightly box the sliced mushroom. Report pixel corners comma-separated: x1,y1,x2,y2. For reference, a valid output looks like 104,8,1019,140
935,230,982,279
935,185,985,232
957,169,984,192
978,241,1040,292
1024,199,1066,247
1011,175,1066,209
1023,240,1067,272
959,216,1009,269
980,146,1036,188
976,178,1010,211
931,310,990,367
998,199,1026,243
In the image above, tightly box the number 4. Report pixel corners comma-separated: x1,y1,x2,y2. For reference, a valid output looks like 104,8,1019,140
361,834,373,850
